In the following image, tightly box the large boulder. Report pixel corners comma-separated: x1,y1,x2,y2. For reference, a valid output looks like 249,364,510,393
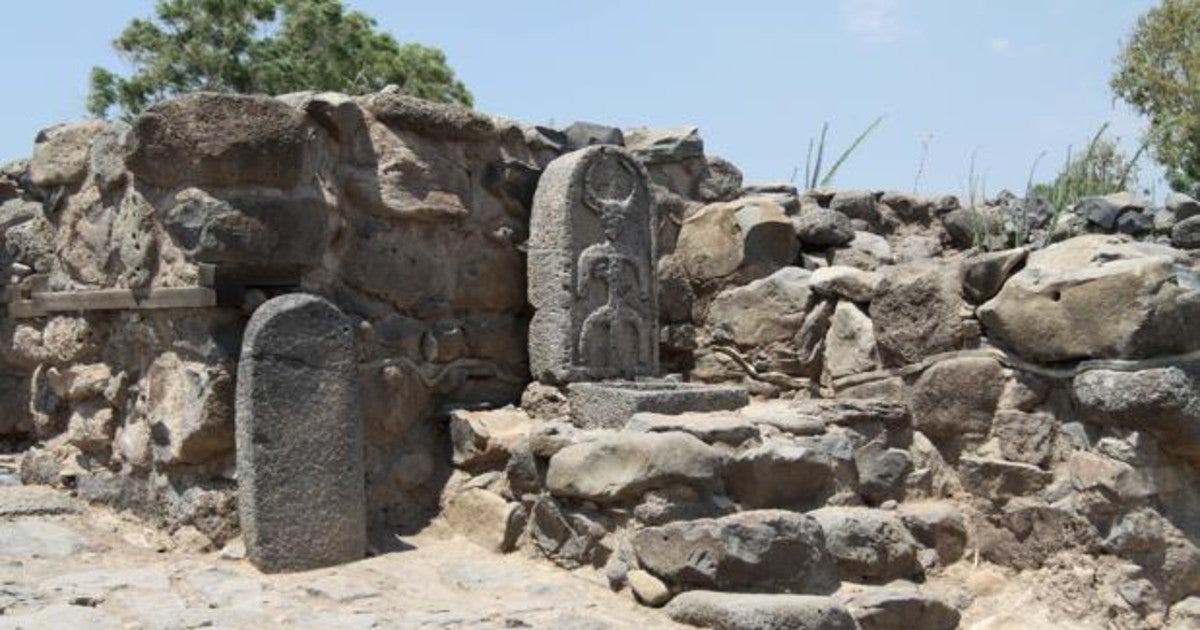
545,432,723,503
704,267,814,367
1173,215,1200,249
673,197,799,293
126,93,316,189
869,262,965,367
666,591,856,630
809,507,923,583
632,510,840,594
978,235,1200,362
1073,367,1200,459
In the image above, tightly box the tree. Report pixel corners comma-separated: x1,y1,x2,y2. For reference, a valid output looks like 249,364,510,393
88,0,473,119
1111,0,1200,196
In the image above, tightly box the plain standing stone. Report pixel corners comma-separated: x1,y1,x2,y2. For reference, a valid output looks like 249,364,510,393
235,293,366,573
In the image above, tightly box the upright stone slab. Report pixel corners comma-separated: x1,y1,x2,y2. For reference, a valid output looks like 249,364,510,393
235,293,365,572
528,145,658,383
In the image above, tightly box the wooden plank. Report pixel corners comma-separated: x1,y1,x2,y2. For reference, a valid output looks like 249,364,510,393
7,286,218,319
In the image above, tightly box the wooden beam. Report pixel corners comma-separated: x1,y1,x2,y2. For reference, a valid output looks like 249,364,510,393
8,286,219,319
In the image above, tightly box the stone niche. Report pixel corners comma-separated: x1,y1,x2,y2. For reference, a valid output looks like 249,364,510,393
527,145,659,383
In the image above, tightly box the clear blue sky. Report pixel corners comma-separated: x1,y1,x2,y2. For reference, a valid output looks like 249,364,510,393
0,0,1163,197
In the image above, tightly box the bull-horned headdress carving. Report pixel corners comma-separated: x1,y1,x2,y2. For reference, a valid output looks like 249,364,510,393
582,151,639,241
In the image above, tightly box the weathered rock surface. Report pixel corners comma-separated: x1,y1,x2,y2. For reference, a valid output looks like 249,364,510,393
823,301,880,379
1073,367,1200,458
869,262,965,366
673,197,798,293
795,208,855,247
666,591,856,630
809,507,922,583
449,407,533,472
810,265,880,303
705,266,813,359
978,235,1200,362
909,357,1003,440
724,438,837,509
633,510,839,594
546,432,723,503
840,587,960,630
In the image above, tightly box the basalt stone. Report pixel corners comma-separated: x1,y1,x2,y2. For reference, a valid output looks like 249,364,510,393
567,381,749,429
235,294,366,573
633,510,840,594
528,146,658,383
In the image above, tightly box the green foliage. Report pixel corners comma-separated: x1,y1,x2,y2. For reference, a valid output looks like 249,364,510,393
1111,0,1200,196
88,0,472,119
800,116,886,189
1028,124,1146,241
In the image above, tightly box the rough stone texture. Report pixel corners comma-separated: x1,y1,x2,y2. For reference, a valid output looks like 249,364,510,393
991,409,1056,466
809,507,923,583
626,411,760,446
978,235,1200,362
958,456,1052,500
977,500,1101,570
869,262,965,367
839,588,960,630
672,197,798,293
1172,215,1200,249
810,266,880,303
795,208,855,247
545,431,723,503
830,190,881,228
1073,367,1200,459
449,407,533,472
567,381,748,429
961,247,1028,304
724,438,837,510
235,294,366,573
666,591,856,630
528,146,658,383
829,231,894,271
698,156,744,203
146,353,235,466
705,266,813,347
823,301,880,380
127,94,315,189
441,488,523,553
632,510,840,594
29,121,110,189
909,357,1003,440
896,501,967,566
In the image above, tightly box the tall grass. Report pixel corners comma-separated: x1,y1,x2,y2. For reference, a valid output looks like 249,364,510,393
799,116,886,189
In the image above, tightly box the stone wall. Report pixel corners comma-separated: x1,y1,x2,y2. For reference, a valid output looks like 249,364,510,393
1,85,1198,616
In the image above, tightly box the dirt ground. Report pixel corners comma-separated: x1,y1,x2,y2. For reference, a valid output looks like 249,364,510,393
0,482,681,629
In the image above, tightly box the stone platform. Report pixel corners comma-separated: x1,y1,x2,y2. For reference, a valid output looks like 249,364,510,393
567,380,749,429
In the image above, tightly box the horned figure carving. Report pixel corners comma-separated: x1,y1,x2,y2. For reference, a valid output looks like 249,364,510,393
575,153,652,374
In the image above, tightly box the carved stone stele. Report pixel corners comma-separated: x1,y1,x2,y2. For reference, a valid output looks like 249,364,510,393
528,146,658,384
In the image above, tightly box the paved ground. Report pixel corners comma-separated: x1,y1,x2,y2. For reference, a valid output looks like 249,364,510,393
0,484,679,629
